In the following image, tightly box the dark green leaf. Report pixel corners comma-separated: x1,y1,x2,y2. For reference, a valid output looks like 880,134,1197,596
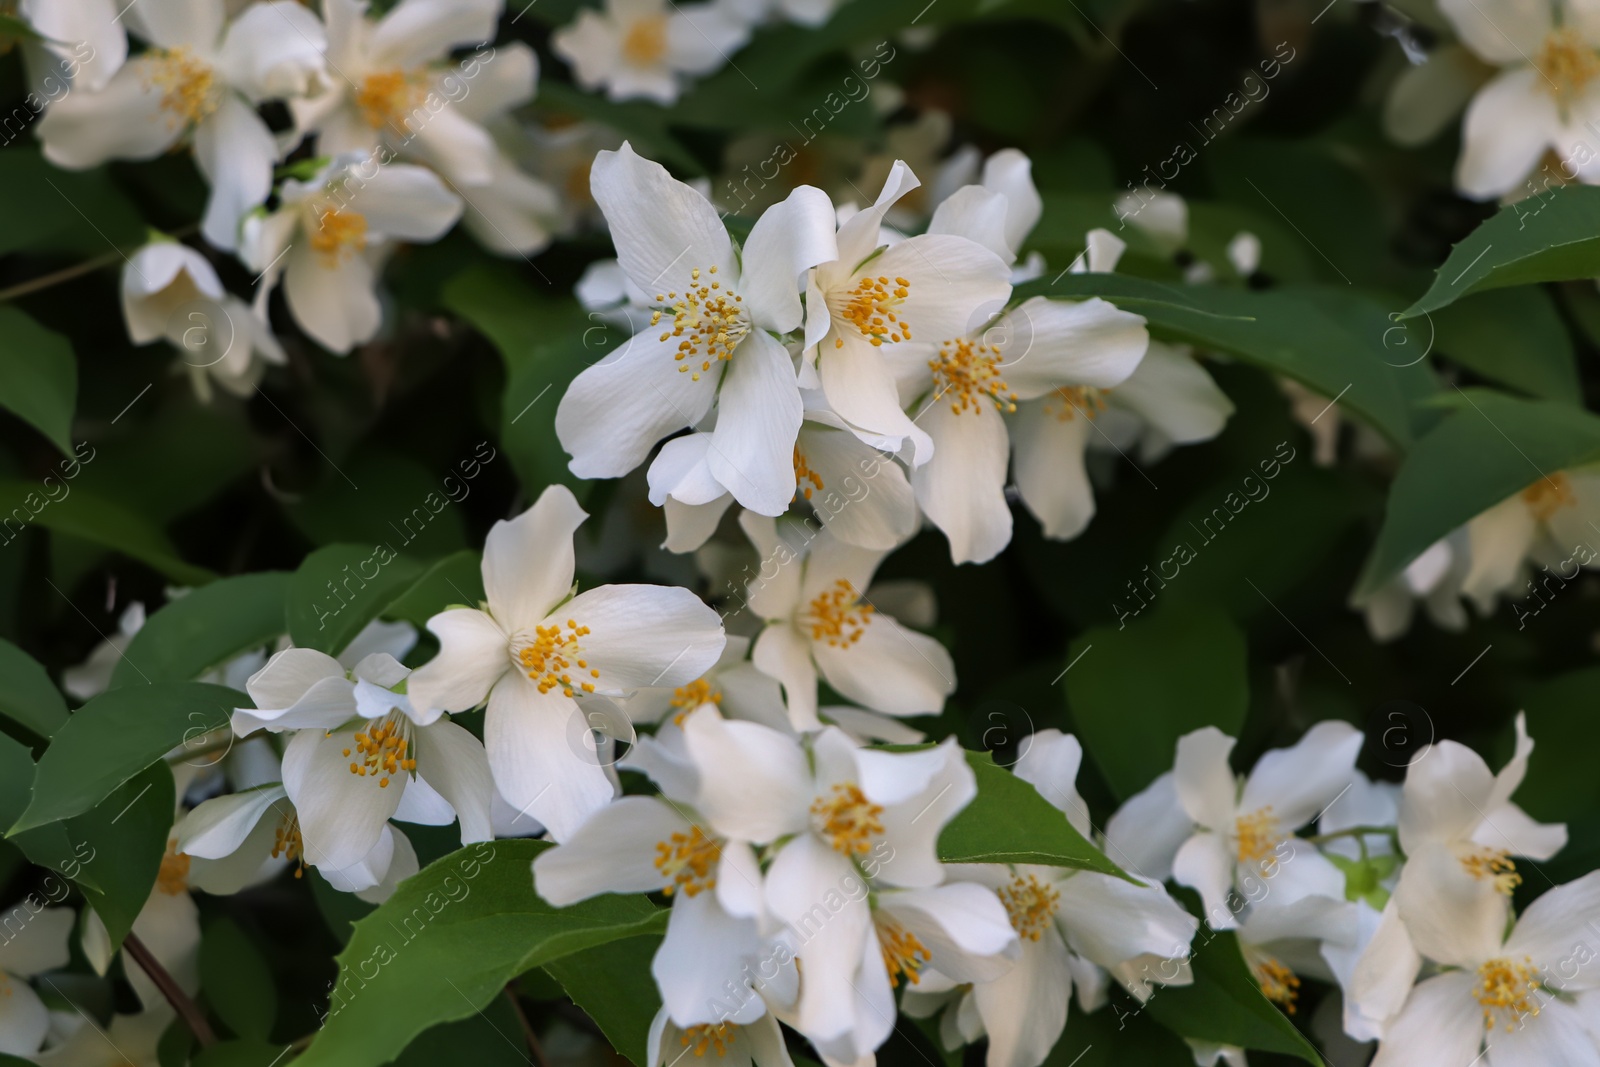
0,479,215,585
1514,667,1600,823
190,1040,294,1067
9,682,241,833
940,751,1126,877
110,573,289,689
544,935,662,1067
285,544,425,656
200,918,278,1041
1404,185,1600,316
1065,604,1248,799
0,306,76,454
286,449,468,559
383,550,485,629
0,638,68,739
1432,288,1580,403
391,994,536,1067
0,149,143,257
295,841,668,1067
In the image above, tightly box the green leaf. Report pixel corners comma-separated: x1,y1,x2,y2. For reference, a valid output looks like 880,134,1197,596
1143,929,1323,1065
9,682,240,833
285,449,469,559
0,307,76,454
1356,393,1600,595
0,731,34,830
1514,667,1600,823
0,638,68,739
383,550,485,628
1065,604,1248,799
0,149,143,257
1403,185,1600,316
200,918,278,1041
391,997,534,1067
1012,276,1420,447
74,402,259,524
544,935,663,1067
285,544,425,656
110,573,290,689
190,1040,294,1067
0,480,215,586
940,751,1126,877
1432,288,1580,403
295,841,669,1067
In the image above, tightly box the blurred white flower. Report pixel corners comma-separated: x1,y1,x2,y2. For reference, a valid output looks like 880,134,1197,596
0,907,72,1056
17,0,127,92
553,0,749,104
1353,533,1471,642
1462,468,1600,611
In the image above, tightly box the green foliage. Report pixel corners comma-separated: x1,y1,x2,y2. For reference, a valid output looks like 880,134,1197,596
200,919,278,1041
0,306,75,454
285,544,425,656
1432,288,1581,403
940,751,1126,875
0,638,68,740
543,935,664,1067
110,573,289,689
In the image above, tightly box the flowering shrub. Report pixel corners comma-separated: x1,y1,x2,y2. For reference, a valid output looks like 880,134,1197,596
0,1,1599,1066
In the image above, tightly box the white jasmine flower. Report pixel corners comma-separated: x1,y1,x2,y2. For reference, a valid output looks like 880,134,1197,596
35,0,328,250
646,1008,795,1067
0,907,73,1056
242,153,462,353
121,240,224,346
31,1008,169,1067
740,513,954,728
1382,44,1494,148
406,483,726,840
1461,468,1600,611
1168,721,1363,929
553,0,749,104
1371,871,1600,1066
17,0,127,92
1353,533,1471,642
622,634,792,733
62,602,146,701
556,143,839,516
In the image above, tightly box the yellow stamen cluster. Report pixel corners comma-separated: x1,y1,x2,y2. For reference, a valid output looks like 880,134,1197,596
1460,847,1521,896
671,677,722,713
1234,806,1282,868
148,47,219,129
622,15,669,65
812,782,884,856
1522,473,1575,521
356,68,424,132
1255,958,1301,1014
878,919,932,987
518,619,598,697
272,813,306,879
794,446,825,501
1475,956,1542,1032
806,579,873,647
652,265,747,381
1050,385,1108,422
343,715,416,789
929,338,1017,415
310,208,368,265
157,839,191,896
837,274,912,348
655,825,721,897
1536,29,1600,101
999,872,1060,941
679,1022,735,1057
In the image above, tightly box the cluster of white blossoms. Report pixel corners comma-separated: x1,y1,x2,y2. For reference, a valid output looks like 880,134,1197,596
559,143,1235,566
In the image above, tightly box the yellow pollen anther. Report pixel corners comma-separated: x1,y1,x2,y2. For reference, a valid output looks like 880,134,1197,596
310,208,368,265
272,813,307,879
811,782,883,856
657,265,748,380
1460,847,1521,896
1255,958,1302,1014
1050,385,1108,422
669,677,722,725
1522,473,1576,521
1536,29,1600,101
679,1022,736,1057
622,15,669,64
999,873,1060,940
356,68,425,132
1235,807,1282,870
654,825,721,897
794,446,824,501
1475,956,1542,1032
929,337,1016,415
518,619,596,696
878,918,931,987
839,274,912,345
347,714,418,786
147,47,219,129
157,839,191,896
805,579,873,647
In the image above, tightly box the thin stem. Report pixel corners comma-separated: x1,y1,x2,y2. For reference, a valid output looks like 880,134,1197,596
0,223,201,303
124,931,218,1047
505,985,551,1067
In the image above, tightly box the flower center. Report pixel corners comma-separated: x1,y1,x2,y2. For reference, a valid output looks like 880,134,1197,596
622,15,669,65
356,68,425,132
1475,956,1543,1032
652,265,748,381
835,274,913,348
272,812,306,879
516,618,599,697
342,713,416,789
877,918,931,987
654,824,721,896
679,1022,737,1057
1255,957,1301,1014
1234,806,1282,869
805,579,873,647
310,208,368,265
1460,846,1521,895
929,338,1017,416
1049,385,1108,422
147,47,220,129
794,445,825,501
670,677,722,716
1522,473,1575,521
812,782,884,856
1536,29,1600,101
999,873,1060,941
158,839,191,896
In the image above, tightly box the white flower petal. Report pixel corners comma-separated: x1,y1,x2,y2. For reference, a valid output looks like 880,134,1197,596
1055,871,1197,971
865,739,975,888
1393,841,1509,968
1000,296,1149,398
740,185,839,333
982,149,1043,256
710,330,804,515
193,96,278,251
283,241,381,353
1457,68,1561,199
532,796,690,904
0,973,49,1055
1368,972,1481,1067
36,56,180,168
912,398,1012,565
175,785,288,859
559,583,725,690
797,424,918,551
0,907,72,979
682,711,812,843
1109,342,1232,444
1506,870,1600,990
345,163,464,243
812,612,954,718
654,890,766,1026
484,675,616,842
1173,726,1238,830
1010,399,1096,541
591,143,737,295
1437,0,1550,64
282,728,406,871
880,882,1018,982
1103,771,1191,883
1239,720,1362,830
215,1,328,101
752,623,820,731
407,608,510,714
414,720,495,845
484,484,588,631
1013,729,1091,837
1171,832,1237,929
970,931,1072,1067
927,185,1013,264
369,0,499,69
